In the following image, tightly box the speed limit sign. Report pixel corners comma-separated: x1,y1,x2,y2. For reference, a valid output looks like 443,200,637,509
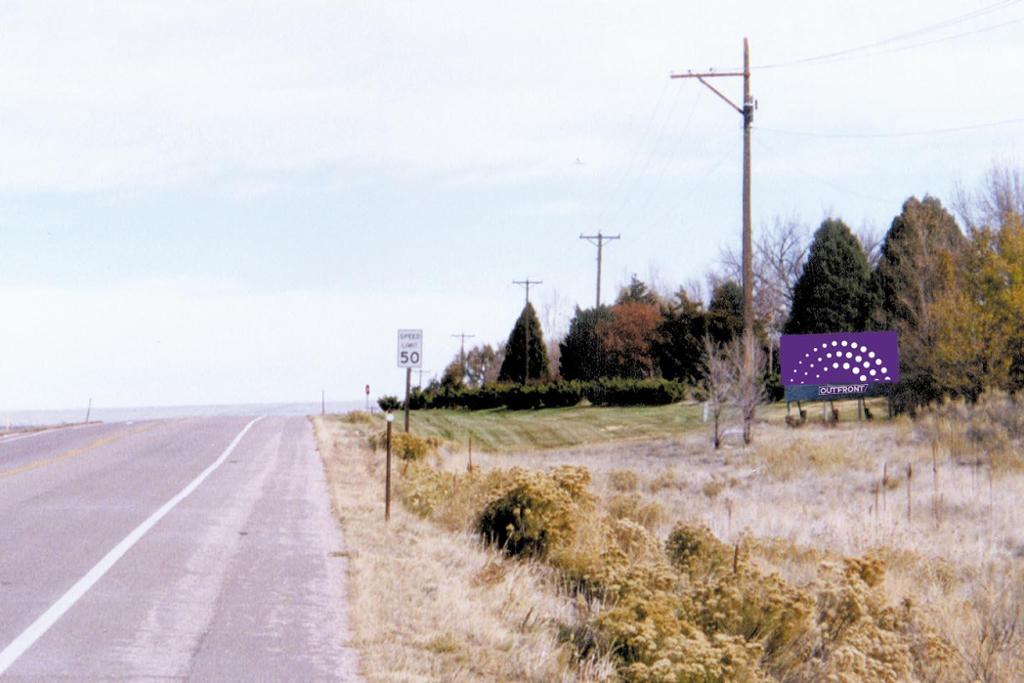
397,329,423,368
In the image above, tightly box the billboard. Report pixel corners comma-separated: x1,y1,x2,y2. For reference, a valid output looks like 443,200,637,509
780,331,899,401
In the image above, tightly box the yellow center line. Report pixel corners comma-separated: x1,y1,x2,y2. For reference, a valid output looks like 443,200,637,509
0,424,161,480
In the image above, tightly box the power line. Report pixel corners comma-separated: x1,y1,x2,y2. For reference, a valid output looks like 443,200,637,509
758,0,1023,69
752,136,893,207
610,87,686,227
594,80,674,228
755,115,1024,140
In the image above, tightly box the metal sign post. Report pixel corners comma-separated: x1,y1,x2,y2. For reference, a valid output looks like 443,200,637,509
397,329,423,433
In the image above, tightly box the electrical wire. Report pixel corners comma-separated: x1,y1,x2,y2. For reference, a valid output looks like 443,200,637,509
755,115,1024,140
758,0,1023,69
592,80,674,228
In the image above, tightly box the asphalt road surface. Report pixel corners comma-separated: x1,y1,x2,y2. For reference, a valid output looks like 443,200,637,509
0,416,360,680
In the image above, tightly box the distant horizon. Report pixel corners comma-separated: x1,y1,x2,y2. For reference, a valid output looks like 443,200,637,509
1,398,368,427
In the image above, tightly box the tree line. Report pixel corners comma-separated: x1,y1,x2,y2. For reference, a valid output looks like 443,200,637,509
434,164,1024,414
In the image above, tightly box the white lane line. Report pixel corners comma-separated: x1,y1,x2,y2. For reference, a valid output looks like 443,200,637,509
0,421,114,447
0,416,264,675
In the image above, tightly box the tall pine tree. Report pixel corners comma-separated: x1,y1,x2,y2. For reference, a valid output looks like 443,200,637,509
785,218,873,334
559,306,613,380
498,302,550,384
655,290,707,384
707,280,744,344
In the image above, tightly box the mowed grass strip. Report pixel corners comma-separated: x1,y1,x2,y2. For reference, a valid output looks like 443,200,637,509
407,403,703,453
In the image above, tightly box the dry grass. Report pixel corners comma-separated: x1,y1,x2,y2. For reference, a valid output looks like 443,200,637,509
312,416,614,682
434,406,1024,681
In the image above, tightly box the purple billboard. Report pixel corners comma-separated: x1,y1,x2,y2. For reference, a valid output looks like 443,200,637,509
780,331,899,387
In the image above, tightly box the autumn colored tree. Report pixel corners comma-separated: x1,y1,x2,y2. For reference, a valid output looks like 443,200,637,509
872,196,965,410
930,215,1024,398
439,358,465,388
498,303,550,384
595,301,661,379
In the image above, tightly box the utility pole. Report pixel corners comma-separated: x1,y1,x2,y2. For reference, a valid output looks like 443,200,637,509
416,368,431,387
451,332,476,377
672,38,755,376
512,278,542,383
580,232,620,307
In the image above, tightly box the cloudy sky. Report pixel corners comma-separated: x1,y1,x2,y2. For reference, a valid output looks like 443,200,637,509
1,0,1022,411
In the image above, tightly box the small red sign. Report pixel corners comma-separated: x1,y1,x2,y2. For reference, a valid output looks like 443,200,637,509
365,384,370,395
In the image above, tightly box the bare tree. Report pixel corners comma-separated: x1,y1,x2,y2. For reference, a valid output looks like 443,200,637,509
702,337,731,450
733,333,767,445
703,333,767,448
857,220,885,270
955,163,1024,231
720,214,808,365
539,287,569,342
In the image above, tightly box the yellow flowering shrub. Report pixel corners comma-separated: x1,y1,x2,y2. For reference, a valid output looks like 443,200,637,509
397,457,960,681
367,430,435,460
477,466,594,558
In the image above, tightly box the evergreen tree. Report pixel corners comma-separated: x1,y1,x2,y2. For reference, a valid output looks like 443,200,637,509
617,275,659,305
707,280,744,344
498,302,551,384
785,218,873,334
559,306,613,380
655,290,707,384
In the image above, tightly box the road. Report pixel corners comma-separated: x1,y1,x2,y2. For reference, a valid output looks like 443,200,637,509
0,416,360,680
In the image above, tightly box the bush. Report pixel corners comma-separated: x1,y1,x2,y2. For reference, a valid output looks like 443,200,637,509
477,466,593,558
608,469,639,493
341,411,375,425
407,378,686,411
606,494,665,532
367,430,434,461
377,395,401,412
648,468,682,493
665,523,734,579
396,452,960,682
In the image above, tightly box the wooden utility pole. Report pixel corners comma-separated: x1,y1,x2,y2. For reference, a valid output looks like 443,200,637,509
451,332,476,376
512,278,542,382
579,233,620,307
672,38,755,374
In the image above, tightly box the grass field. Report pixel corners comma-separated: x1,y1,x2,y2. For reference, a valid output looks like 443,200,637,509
404,403,703,452
383,396,892,454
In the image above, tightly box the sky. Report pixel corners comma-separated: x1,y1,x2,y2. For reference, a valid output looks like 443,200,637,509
1,0,1023,411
